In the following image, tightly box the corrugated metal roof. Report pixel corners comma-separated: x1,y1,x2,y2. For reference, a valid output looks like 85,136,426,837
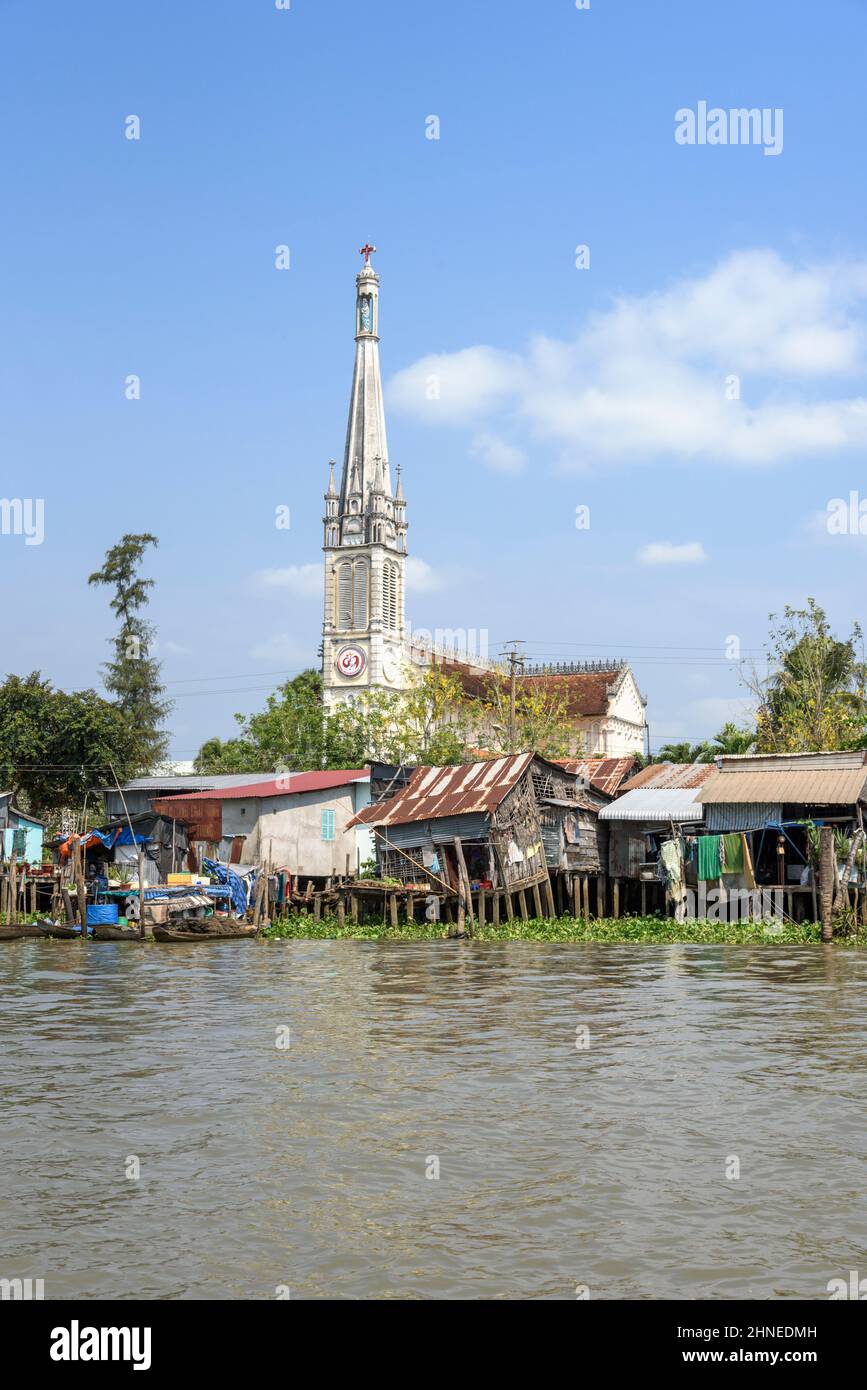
350,753,535,828
556,756,638,795
102,773,284,794
155,769,369,803
620,762,717,792
700,756,867,805
598,788,704,822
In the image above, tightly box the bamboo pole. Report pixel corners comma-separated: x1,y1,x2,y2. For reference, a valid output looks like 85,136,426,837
453,837,474,932
9,851,17,926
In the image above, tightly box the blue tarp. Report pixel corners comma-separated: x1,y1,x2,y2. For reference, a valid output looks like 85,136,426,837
58,827,148,848
203,858,251,916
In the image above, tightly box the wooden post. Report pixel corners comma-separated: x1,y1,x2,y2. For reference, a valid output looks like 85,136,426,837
337,896,345,930
453,837,475,931
544,874,556,918
455,899,465,937
582,874,591,921
389,893,398,929
597,874,605,918
613,878,621,919
492,890,499,928
532,881,542,918
407,889,414,924
74,840,88,937
61,886,75,924
820,826,834,943
640,881,647,917
29,878,37,918
9,851,18,926
572,874,580,919
351,891,359,925
504,887,514,921
313,893,321,923
478,888,486,928
518,888,528,922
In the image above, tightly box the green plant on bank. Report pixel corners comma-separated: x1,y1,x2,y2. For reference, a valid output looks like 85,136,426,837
261,913,843,945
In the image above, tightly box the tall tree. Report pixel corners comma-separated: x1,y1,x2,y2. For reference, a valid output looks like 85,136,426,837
746,599,867,752
88,533,171,771
0,672,138,816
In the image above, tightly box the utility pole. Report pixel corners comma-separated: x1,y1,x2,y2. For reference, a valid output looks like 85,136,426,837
501,641,525,752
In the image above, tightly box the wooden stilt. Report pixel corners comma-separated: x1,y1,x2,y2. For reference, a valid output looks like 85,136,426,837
613,879,621,918
504,888,514,921
544,873,556,918
582,874,591,921
597,875,605,918
478,888,486,928
492,889,500,927
389,893,398,929
351,892,358,925
336,896,345,930
406,890,414,924
572,874,580,919
641,881,647,917
313,894,321,923
453,837,475,931
519,889,528,922
532,881,542,918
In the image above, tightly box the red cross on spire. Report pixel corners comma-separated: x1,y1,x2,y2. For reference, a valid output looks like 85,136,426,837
359,242,377,265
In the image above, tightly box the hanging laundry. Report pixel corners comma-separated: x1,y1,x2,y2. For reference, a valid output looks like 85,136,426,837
741,834,757,890
698,835,722,880
721,833,745,875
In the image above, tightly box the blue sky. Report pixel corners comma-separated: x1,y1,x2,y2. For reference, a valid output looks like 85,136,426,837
2,0,867,758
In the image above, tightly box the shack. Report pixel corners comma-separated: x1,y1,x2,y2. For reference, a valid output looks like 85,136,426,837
152,769,374,879
0,792,45,865
598,762,715,914
698,750,867,920
349,753,600,920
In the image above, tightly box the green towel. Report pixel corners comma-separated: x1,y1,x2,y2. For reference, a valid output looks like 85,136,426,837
698,835,722,880
721,833,745,875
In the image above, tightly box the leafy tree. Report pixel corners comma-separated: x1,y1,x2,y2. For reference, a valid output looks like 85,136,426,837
746,599,867,752
710,721,754,756
88,533,171,771
0,672,138,817
655,741,714,764
476,675,578,758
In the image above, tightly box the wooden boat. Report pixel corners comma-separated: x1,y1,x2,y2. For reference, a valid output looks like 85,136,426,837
92,924,142,941
37,923,80,940
0,922,79,941
153,920,257,942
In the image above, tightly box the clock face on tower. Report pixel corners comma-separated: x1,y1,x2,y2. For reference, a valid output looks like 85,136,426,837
336,645,366,679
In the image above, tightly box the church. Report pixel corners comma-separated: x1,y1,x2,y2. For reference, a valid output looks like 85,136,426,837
321,248,648,759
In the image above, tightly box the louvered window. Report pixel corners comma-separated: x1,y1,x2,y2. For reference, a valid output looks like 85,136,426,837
336,559,368,631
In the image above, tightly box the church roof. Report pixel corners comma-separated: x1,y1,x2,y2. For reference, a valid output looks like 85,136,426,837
436,658,641,718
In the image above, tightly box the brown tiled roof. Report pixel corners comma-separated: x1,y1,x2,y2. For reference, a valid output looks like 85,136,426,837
620,761,718,792
438,659,632,718
556,756,640,796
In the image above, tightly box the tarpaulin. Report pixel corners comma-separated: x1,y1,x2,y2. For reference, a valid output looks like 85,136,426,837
203,858,250,916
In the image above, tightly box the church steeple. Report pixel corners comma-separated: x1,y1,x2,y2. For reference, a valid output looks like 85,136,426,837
322,247,409,709
337,245,395,524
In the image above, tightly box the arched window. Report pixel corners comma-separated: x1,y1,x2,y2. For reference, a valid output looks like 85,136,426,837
336,558,368,631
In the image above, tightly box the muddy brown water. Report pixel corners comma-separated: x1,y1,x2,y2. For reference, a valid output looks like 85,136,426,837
1,939,865,1299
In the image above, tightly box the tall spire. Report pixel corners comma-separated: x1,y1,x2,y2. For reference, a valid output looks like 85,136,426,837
338,245,392,517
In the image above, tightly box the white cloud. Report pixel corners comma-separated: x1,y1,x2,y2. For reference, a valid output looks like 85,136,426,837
470,432,527,474
637,541,707,566
405,556,445,591
253,563,322,596
388,250,867,468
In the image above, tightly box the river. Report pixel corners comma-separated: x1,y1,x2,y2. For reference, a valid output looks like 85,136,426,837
1,940,865,1299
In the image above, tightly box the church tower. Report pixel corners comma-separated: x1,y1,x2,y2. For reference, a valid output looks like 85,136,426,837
322,246,409,709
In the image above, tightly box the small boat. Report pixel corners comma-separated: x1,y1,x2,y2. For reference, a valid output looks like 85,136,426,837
153,920,257,942
92,924,142,941
0,926,37,941
36,923,80,940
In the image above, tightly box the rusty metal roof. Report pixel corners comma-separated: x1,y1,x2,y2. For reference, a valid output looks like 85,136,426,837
350,753,536,828
556,756,639,796
700,751,867,805
620,761,717,792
